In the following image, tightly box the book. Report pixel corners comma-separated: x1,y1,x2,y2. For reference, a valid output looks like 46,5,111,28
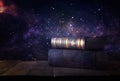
51,37,106,50
48,49,120,70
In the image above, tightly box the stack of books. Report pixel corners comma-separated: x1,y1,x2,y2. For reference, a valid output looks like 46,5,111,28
48,37,120,70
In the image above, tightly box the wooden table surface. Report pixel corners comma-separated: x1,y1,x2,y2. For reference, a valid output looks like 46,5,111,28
0,61,120,76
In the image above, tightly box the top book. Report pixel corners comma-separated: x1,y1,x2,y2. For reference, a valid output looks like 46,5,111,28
51,37,106,50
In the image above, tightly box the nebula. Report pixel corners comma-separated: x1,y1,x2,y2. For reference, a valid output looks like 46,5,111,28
0,0,17,16
0,0,5,13
0,0,119,60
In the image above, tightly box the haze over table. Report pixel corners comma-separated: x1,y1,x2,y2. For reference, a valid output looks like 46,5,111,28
0,0,120,60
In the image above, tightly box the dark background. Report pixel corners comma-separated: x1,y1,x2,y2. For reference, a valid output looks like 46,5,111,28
0,0,120,60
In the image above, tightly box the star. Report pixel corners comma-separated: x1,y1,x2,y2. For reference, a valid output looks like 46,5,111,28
71,16,74,19
69,24,73,27
51,7,55,10
98,8,101,11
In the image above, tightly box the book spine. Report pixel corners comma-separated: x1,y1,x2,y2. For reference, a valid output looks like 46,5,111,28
48,49,96,69
51,37,85,49
51,37,106,50
48,49,120,70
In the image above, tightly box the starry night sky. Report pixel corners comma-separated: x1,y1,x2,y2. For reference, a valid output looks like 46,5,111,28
0,0,120,60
